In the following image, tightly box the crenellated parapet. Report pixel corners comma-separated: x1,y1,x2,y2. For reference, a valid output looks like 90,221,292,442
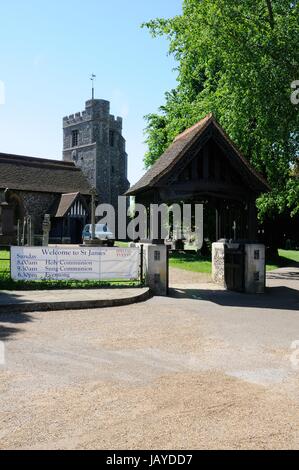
63,109,92,127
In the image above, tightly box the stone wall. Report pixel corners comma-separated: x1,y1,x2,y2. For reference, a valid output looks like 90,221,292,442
16,191,57,234
75,146,97,188
212,242,226,286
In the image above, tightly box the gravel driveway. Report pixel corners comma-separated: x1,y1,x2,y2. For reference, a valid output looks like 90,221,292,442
0,267,298,449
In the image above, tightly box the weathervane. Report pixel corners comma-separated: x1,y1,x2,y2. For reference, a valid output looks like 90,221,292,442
90,73,96,100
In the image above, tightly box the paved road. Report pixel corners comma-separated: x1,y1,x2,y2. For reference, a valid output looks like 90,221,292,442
0,267,298,449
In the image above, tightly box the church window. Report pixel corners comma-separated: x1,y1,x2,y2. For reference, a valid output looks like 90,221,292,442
72,130,79,147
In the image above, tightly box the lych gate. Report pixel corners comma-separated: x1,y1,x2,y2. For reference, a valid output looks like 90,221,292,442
126,114,269,295
127,113,269,243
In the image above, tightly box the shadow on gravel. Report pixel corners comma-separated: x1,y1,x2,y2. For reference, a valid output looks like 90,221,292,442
267,271,299,281
170,286,299,311
0,290,32,305
0,308,33,341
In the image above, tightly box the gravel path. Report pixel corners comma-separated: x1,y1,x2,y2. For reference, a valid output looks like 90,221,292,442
0,267,298,450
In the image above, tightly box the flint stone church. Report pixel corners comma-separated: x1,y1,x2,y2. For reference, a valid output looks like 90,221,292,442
0,98,130,245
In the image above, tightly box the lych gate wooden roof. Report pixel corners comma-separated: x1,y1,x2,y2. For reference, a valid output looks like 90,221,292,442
126,114,269,199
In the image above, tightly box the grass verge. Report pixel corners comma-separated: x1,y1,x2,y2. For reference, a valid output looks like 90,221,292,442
169,249,299,274
169,251,212,274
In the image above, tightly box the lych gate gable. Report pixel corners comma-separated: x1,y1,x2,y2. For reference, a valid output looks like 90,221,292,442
171,139,244,188
127,114,269,200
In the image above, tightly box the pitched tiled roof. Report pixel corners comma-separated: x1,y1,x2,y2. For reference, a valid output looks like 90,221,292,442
0,153,91,195
126,114,270,195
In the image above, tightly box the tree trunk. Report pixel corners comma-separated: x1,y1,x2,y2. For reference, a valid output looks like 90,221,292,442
265,0,275,29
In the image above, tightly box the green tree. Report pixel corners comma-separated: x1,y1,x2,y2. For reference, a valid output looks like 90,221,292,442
143,0,299,218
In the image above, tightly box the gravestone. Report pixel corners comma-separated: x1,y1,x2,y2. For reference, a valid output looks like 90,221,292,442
42,214,51,246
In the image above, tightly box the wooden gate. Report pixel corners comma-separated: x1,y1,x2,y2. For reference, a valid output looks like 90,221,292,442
224,245,245,292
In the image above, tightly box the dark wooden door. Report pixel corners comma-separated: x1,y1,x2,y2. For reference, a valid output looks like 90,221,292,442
224,247,245,292
70,218,84,244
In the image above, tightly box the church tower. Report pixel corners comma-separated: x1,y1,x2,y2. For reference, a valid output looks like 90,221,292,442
63,98,129,209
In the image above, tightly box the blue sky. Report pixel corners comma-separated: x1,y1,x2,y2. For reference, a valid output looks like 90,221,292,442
0,0,182,185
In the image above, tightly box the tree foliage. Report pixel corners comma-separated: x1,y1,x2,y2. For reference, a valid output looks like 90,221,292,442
142,0,299,218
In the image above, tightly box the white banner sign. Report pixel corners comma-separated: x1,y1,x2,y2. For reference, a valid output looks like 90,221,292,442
11,246,140,281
